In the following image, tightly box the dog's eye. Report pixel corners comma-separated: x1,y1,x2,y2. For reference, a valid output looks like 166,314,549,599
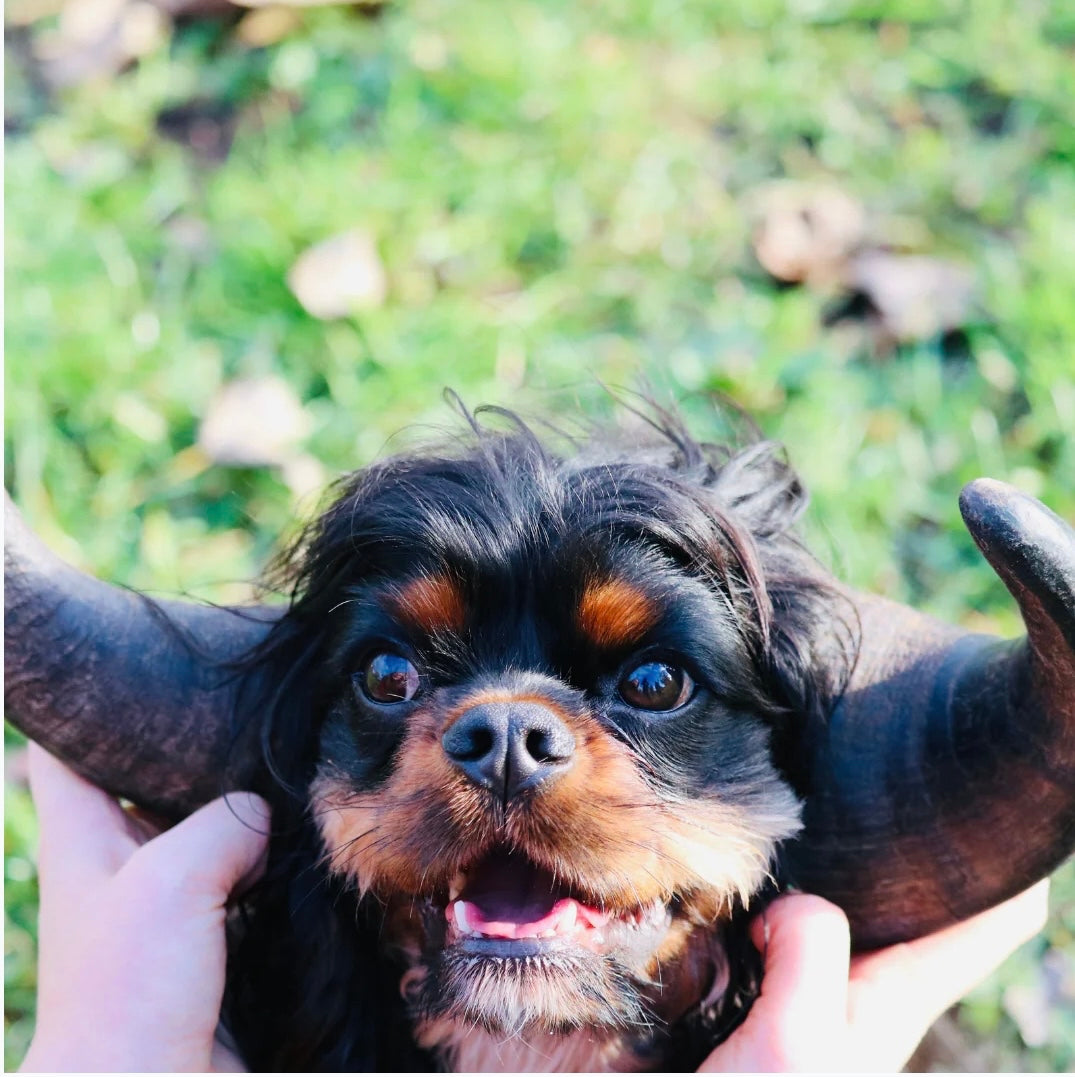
618,662,693,711
360,653,420,704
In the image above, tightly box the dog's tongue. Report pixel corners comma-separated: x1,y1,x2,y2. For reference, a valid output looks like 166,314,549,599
450,848,609,940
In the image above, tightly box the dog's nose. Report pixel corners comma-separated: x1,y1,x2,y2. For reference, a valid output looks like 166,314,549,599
442,701,575,799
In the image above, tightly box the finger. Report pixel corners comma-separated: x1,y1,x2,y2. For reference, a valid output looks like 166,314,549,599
27,743,140,885
700,894,851,1071
122,792,271,909
850,879,1049,1033
752,893,851,1028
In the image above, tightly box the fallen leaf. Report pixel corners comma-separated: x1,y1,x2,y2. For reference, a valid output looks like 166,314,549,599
34,0,168,88
750,181,866,286
235,4,303,47
287,228,388,319
835,250,979,342
197,375,312,467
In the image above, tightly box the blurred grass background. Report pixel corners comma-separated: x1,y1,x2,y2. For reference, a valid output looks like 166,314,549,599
4,0,1074,1069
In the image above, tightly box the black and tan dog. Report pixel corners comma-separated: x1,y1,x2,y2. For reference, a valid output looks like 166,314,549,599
6,404,1075,1070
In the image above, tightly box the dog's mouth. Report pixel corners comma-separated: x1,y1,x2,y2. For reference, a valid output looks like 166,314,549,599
439,845,669,959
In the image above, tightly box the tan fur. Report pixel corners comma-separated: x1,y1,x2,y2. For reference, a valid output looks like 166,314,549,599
577,579,660,649
312,705,469,894
391,573,467,635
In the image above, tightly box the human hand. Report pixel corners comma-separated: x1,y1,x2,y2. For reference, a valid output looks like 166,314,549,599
20,744,270,1073
701,883,1049,1072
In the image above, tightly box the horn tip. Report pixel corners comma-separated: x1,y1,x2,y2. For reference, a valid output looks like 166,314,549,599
959,476,1075,610
958,476,1020,525
959,477,1071,547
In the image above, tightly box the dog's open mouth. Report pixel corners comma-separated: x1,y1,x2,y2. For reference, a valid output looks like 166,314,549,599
441,846,668,958
409,845,677,1036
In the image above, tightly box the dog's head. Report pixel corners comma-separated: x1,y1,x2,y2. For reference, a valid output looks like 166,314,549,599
262,409,851,1040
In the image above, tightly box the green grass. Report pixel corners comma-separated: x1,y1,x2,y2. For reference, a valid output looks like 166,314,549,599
5,0,1075,1068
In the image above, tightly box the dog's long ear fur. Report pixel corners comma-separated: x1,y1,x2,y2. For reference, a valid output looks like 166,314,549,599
639,408,858,778
697,437,859,794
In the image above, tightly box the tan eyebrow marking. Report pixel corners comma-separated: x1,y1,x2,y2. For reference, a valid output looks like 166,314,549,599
392,574,466,634
577,579,660,649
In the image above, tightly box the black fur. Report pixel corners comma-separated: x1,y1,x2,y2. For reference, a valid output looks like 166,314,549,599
223,402,858,1071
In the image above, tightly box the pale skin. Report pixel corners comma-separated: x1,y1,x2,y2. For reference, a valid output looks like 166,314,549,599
21,744,1050,1073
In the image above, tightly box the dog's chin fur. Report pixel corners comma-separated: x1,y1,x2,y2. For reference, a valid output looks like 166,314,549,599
417,945,646,1036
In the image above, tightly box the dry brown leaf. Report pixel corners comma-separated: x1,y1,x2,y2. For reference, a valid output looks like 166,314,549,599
841,251,978,342
750,181,866,286
236,4,303,47
197,376,312,467
287,228,388,319
34,0,168,88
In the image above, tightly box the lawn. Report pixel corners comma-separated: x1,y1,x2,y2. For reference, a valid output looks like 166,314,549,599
5,0,1074,1068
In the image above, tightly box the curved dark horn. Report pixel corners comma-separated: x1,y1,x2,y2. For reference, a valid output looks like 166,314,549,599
4,493,282,819
790,479,1075,949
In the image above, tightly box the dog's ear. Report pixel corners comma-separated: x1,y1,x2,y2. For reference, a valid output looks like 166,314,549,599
693,440,854,743
703,440,809,539
225,825,427,1070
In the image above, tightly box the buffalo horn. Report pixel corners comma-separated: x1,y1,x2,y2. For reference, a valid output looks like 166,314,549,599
790,478,1075,948
4,493,280,819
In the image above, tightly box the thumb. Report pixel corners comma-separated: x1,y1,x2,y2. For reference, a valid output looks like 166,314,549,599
700,894,851,1072
122,792,271,907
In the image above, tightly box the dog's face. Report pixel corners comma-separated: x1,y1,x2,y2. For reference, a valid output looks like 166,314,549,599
286,423,829,1043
